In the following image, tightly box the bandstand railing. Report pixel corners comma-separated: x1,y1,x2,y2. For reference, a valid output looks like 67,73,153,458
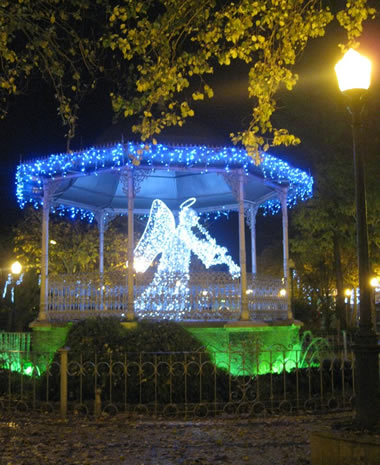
47,271,288,321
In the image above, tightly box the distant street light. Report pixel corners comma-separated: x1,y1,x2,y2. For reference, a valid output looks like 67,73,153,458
335,48,379,429
4,261,23,331
11,261,22,275
344,288,352,328
344,288,352,298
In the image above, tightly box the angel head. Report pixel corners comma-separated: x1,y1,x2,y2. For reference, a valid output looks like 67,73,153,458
179,197,198,227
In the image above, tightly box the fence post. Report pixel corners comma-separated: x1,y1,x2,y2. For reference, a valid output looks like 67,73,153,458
59,347,69,419
94,388,102,417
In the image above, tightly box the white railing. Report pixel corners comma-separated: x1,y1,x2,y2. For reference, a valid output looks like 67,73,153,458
47,271,288,321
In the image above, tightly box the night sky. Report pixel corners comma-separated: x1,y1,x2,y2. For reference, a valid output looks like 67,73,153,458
0,16,379,269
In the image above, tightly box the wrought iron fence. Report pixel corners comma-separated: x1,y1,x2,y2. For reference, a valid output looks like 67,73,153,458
47,271,288,321
0,346,355,418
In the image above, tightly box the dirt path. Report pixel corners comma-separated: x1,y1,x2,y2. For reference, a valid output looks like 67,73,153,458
0,412,354,465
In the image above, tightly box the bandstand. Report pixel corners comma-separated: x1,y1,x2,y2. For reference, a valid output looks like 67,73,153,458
16,141,313,325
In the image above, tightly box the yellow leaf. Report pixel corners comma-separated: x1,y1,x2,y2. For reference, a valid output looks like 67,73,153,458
192,91,204,101
204,84,214,98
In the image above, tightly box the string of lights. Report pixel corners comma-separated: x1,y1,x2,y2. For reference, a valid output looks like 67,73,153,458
16,141,313,221
134,198,239,319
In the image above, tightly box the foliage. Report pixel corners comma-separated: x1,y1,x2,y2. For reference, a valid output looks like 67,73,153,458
65,318,203,354
103,0,376,159
1,0,376,156
43,318,210,404
283,64,380,329
293,297,321,329
13,207,129,274
0,0,111,150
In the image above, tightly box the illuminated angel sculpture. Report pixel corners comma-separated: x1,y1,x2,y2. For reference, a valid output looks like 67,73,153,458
134,198,240,319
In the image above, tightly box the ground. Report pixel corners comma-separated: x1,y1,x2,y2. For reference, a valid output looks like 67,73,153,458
0,412,355,465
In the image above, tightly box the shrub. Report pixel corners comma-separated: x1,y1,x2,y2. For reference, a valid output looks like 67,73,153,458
41,318,214,407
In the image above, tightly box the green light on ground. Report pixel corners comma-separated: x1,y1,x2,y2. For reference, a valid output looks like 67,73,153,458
0,355,40,377
187,324,325,376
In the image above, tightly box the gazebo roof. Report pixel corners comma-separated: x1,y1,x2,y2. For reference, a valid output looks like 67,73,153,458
16,141,313,221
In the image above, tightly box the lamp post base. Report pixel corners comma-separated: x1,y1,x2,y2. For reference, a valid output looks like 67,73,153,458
354,328,380,430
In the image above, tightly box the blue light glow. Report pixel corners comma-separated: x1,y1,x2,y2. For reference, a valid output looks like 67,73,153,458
134,198,240,319
15,142,313,220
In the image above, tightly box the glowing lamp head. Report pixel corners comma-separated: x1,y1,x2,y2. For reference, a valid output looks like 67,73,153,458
344,288,352,297
335,49,371,92
279,288,287,297
370,277,379,288
11,261,22,275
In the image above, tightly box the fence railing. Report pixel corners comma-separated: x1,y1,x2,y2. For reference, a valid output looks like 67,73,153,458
47,271,288,321
0,346,355,418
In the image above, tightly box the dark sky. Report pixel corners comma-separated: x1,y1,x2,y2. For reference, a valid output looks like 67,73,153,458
0,15,378,269
1,18,379,174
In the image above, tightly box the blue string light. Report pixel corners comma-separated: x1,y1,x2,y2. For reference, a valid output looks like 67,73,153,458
15,142,313,220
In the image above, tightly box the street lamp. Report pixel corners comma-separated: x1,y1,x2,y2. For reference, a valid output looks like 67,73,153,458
335,48,379,429
344,288,352,328
4,261,23,331
11,261,22,275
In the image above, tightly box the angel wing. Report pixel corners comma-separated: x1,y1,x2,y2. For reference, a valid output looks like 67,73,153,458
179,211,240,278
134,199,176,273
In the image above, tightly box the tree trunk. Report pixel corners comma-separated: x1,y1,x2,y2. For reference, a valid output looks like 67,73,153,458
333,232,346,330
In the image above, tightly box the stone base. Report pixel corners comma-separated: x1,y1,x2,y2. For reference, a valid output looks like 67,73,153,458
311,430,380,465
120,321,138,330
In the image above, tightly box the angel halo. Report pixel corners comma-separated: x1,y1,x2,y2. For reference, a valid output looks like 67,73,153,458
133,197,240,319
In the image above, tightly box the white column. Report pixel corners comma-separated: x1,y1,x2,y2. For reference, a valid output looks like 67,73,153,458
279,188,289,279
279,187,292,319
97,211,105,310
39,182,50,321
98,212,105,275
127,170,135,320
238,173,249,321
250,206,258,274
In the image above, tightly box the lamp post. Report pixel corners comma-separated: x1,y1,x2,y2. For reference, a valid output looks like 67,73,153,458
335,49,379,429
7,261,23,331
344,288,352,329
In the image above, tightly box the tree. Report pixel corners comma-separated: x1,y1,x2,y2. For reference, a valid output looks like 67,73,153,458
1,0,376,156
13,207,129,274
285,71,380,330
0,0,112,150
104,0,376,159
